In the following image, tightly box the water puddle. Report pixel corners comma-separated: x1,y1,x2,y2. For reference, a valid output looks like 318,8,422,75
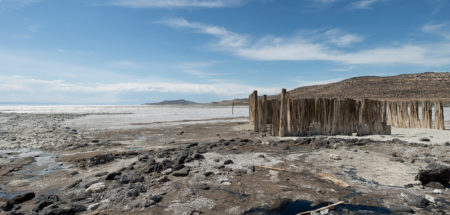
0,148,64,198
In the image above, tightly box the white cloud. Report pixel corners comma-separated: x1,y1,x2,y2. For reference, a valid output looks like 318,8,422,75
323,29,364,47
422,23,446,32
162,18,249,48
162,18,450,66
107,0,245,8
348,0,381,10
0,75,280,104
422,22,450,40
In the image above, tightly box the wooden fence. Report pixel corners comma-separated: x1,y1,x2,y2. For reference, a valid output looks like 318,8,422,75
385,101,445,130
249,90,446,137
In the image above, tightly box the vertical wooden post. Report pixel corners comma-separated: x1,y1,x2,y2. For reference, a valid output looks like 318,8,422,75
253,90,259,132
435,101,445,130
382,101,387,126
232,101,234,115
421,101,426,128
421,101,427,128
400,102,410,128
422,101,433,129
249,92,254,125
261,95,267,132
279,89,287,136
287,98,293,135
410,101,420,128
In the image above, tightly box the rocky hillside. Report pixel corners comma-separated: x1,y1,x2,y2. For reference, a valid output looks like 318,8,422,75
286,72,450,101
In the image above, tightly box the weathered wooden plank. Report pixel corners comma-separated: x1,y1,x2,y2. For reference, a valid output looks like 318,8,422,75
261,95,267,132
435,101,445,130
252,90,259,132
410,101,420,128
279,89,287,136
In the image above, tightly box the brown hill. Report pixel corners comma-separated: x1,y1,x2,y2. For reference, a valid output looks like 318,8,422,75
285,72,450,101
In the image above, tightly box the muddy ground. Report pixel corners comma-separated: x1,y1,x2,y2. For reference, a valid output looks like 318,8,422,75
0,113,449,215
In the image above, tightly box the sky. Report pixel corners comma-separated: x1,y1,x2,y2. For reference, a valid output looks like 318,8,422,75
0,0,450,104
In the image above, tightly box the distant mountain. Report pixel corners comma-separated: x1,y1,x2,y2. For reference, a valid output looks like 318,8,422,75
144,99,197,105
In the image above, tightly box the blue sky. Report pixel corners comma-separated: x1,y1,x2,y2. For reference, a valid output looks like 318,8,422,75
0,0,449,104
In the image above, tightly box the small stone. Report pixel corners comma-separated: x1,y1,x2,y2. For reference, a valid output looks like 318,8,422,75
389,205,414,214
401,193,430,208
120,174,131,184
10,192,35,204
127,189,139,197
130,182,147,193
172,168,190,177
149,194,163,203
195,183,210,190
223,160,233,165
1,201,13,211
425,195,436,203
433,189,444,194
86,182,106,193
389,157,405,163
130,175,144,183
425,181,445,189
193,173,206,182
403,184,414,188
87,203,100,211
219,177,231,184
193,154,205,160
72,190,90,201
329,154,341,160
33,194,61,213
162,168,173,175
420,137,430,142
105,172,121,180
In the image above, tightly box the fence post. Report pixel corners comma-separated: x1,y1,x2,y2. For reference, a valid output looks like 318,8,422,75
279,89,287,136
435,101,445,130
261,95,267,132
253,90,259,132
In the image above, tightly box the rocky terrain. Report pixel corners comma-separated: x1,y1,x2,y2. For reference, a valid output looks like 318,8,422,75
0,112,449,214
